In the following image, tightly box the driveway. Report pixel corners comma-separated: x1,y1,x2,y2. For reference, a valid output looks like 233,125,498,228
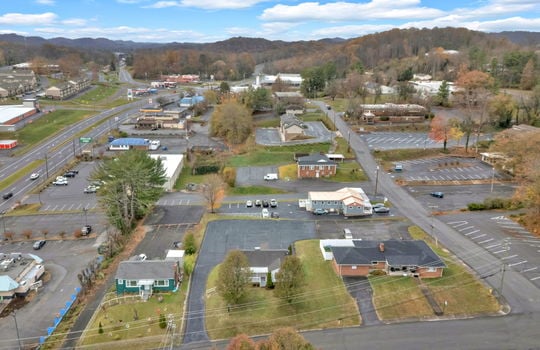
343,277,380,326
183,219,316,344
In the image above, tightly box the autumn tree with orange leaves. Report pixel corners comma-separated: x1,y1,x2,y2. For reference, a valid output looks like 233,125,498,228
429,116,450,150
455,67,495,152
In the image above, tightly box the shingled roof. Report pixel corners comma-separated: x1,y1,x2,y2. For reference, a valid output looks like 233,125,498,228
331,240,445,268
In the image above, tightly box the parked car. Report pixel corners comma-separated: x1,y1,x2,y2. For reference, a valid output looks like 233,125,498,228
56,176,67,182
271,211,280,218
270,199,278,208
261,208,270,218
313,208,328,215
430,192,444,198
63,171,77,178
84,186,97,194
29,173,40,180
246,200,253,207
262,200,269,208
2,192,13,200
33,240,46,250
373,206,390,214
372,203,386,209
255,199,262,207
81,225,92,235
53,179,68,186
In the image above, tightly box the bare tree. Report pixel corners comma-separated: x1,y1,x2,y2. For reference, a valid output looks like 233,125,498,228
202,174,225,213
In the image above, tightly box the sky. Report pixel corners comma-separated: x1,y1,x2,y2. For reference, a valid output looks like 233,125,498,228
1,0,540,43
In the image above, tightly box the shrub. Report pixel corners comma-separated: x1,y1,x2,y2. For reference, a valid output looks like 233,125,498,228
98,322,104,334
183,233,197,255
222,167,236,187
370,270,387,276
266,271,274,289
3,231,14,240
467,202,486,211
183,255,195,277
41,229,49,239
159,314,167,329
22,230,32,239
74,230,83,238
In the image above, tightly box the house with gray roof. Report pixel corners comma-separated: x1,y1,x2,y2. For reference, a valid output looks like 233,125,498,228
241,249,289,288
279,113,306,141
297,153,337,179
330,240,445,278
115,260,179,299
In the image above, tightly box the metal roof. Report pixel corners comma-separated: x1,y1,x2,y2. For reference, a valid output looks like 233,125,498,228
116,260,177,280
109,138,149,146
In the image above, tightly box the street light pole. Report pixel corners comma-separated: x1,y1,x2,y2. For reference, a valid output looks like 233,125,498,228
83,207,88,226
490,167,495,193
12,311,22,350
44,153,49,178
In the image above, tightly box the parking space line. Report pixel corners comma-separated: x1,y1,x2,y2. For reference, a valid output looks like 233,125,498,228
523,267,538,273
471,233,487,240
485,243,502,249
501,254,518,260
493,249,508,254
508,261,527,267
530,276,540,281
185,199,190,205
464,229,480,236
448,221,468,226
458,226,475,232
478,238,494,244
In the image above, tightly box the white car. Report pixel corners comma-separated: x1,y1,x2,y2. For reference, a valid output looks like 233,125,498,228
52,179,68,186
261,208,270,218
246,200,253,207
29,173,40,180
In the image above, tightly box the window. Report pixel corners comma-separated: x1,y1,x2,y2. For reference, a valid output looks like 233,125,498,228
351,265,357,269
154,280,169,287
371,261,378,265
127,280,138,287
427,267,436,272
117,279,124,285
310,165,314,170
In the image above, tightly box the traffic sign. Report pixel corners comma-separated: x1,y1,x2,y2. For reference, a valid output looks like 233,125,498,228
79,137,92,143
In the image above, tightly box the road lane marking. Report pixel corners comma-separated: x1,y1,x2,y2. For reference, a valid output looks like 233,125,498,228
485,243,502,249
501,254,518,260
508,261,527,267
478,238,494,244
472,234,487,240
464,229,480,236
522,267,538,273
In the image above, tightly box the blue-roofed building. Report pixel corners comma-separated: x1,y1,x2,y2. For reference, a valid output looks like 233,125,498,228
108,137,150,151
178,95,205,107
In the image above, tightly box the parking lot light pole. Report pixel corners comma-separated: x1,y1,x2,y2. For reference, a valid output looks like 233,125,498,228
429,205,439,247
12,311,22,350
83,207,88,226
374,166,380,198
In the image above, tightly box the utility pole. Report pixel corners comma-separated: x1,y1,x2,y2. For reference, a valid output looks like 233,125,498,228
499,263,506,295
490,167,495,193
44,153,49,178
347,130,351,153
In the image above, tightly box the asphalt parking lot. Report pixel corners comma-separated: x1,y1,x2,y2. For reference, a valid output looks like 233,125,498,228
0,237,98,347
255,121,333,146
235,166,280,186
392,157,504,182
442,211,540,288
360,132,492,150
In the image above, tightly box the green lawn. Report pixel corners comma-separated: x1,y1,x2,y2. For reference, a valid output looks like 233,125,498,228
78,284,187,350
370,227,500,321
408,226,500,316
205,240,360,339
0,109,91,155
331,161,368,182
227,143,331,167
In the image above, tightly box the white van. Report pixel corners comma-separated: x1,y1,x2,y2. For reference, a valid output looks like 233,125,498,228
263,173,278,181
343,228,353,239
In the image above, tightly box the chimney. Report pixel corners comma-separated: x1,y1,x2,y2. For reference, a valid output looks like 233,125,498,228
379,243,385,252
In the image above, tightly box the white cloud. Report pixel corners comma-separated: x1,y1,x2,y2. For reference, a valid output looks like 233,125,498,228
35,0,55,5
179,0,266,10
145,1,181,8
0,12,57,26
260,1,444,22
61,18,87,26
